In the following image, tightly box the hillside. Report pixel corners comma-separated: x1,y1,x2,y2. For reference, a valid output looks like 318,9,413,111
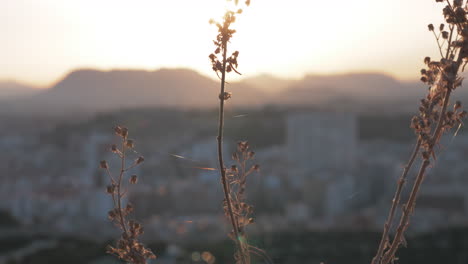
0,81,39,99
4,68,265,115
3,69,466,116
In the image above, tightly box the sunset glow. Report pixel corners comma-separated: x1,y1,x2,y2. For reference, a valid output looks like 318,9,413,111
1,0,445,86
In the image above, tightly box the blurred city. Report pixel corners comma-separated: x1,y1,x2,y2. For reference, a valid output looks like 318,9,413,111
0,69,468,264
2,0,468,263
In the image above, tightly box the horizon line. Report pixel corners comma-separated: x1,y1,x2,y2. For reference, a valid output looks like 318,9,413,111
1,66,422,89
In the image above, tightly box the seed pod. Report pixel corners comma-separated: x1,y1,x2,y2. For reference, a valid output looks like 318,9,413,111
231,165,238,173
100,160,108,169
120,127,129,138
422,151,430,160
114,126,122,135
424,57,431,65
130,175,138,184
442,31,449,39
219,92,232,100
125,139,135,148
106,185,115,194
111,144,118,153
125,203,134,213
136,156,145,165
108,209,117,220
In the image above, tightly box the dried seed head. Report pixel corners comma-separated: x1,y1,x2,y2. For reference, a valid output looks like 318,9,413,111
106,185,115,194
454,101,462,110
111,144,118,153
422,151,430,160
231,165,238,173
447,111,454,119
424,57,431,65
219,91,232,101
455,7,466,22
120,127,129,138
125,139,135,148
237,141,249,152
125,203,134,213
442,31,449,39
428,24,434,31
253,164,260,171
114,126,122,135
100,160,108,169
108,209,117,220
136,156,145,165
130,175,138,184
439,23,445,31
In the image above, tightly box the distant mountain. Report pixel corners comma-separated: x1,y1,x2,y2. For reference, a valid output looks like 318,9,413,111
4,69,467,116
0,81,39,99
240,74,297,93
271,73,431,113
9,68,266,115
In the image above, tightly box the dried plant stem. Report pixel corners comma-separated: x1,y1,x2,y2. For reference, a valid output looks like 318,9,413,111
380,161,430,264
371,139,421,264
102,127,155,263
117,137,128,235
371,2,468,261
381,85,455,264
216,40,247,264
249,245,274,264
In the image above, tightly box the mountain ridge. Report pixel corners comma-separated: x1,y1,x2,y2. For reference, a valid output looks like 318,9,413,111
2,68,461,115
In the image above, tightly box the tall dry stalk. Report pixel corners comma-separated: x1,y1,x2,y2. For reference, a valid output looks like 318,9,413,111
208,1,271,263
372,1,468,264
226,141,273,264
100,126,155,264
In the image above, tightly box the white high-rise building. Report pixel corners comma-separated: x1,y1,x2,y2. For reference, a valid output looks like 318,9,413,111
287,111,358,172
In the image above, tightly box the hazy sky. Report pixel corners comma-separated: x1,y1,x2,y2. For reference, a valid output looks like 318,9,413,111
1,0,446,87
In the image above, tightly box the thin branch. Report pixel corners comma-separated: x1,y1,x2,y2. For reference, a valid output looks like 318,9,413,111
446,25,455,59
433,30,445,58
382,60,459,264
249,245,274,264
216,38,247,264
371,139,421,264
380,159,431,264
117,136,128,234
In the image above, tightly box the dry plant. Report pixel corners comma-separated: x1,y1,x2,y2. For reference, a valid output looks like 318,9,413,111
209,1,270,263
100,126,156,264
226,141,273,264
372,1,468,264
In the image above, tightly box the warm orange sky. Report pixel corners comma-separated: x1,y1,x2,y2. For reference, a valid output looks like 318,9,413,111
1,0,445,87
